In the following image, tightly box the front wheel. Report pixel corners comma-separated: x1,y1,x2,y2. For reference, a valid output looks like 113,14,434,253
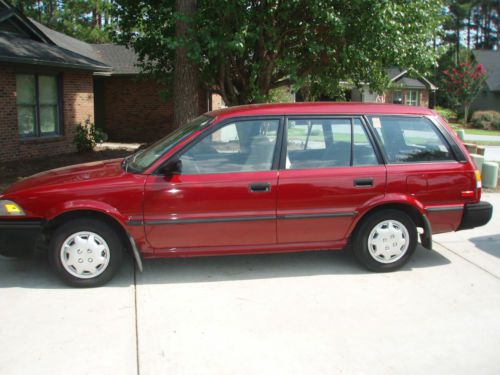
353,210,417,272
48,219,123,287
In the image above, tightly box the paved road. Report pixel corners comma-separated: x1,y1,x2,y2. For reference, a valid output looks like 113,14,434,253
1,194,499,375
465,134,500,142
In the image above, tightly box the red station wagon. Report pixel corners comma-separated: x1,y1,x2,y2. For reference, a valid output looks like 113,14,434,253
0,103,493,287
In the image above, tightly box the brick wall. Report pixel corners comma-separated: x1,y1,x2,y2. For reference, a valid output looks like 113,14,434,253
0,66,94,163
385,89,430,108
420,90,429,108
101,76,208,143
0,66,17,163
101,76,173,143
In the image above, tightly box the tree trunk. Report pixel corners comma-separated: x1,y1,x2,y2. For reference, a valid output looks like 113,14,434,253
467,12,471,50
173,0,200,129
464,104,469,126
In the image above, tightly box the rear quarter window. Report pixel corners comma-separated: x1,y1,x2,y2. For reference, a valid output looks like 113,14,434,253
368,116,455,163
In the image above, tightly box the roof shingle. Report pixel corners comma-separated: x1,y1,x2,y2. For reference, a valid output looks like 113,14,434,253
0,31,110,71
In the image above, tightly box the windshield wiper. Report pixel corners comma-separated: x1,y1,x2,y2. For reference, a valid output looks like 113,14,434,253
122,149,145,173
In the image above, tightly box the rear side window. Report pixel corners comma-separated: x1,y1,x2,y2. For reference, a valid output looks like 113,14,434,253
286,118,378,169
368,116,454,163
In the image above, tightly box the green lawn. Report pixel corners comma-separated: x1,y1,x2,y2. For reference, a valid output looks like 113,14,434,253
449,123,500,136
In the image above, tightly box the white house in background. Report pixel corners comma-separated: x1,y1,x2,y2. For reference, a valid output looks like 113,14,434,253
351,68,438,108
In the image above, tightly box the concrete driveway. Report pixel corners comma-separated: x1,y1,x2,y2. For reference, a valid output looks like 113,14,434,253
1,194,499,375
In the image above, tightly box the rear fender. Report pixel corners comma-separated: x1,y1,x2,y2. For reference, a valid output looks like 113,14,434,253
350,193,432,250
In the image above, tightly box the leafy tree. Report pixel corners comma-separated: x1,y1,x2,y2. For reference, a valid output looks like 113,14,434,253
113,0,443,106
443,61,487,124
443,0,472,64
441,0,499,54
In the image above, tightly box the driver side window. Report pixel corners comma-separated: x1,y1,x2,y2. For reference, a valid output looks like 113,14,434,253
179,119,279,174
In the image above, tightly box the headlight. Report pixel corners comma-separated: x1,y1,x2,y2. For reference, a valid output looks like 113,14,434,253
0,200,25,216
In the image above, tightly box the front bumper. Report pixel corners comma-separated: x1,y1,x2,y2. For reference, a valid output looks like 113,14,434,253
457,201,493,231
0,219,44,257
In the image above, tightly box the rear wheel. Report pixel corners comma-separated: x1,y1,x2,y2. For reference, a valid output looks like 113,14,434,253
48,219,123,287
353,210,417,272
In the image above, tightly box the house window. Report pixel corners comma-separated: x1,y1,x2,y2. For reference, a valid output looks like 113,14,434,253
406,90,419,106
392,91,403,104
16,74,61,137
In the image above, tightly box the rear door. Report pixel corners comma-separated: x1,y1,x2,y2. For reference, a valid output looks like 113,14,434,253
277,117,386,244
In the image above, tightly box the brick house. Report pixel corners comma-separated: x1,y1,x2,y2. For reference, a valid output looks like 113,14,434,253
0,0,208,163
351,68,438,108
0,0,112,162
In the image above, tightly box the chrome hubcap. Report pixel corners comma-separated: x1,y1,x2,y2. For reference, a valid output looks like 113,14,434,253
368,220,409,264
60,232,110,279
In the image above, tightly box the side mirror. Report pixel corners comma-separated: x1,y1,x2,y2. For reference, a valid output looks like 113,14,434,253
159,159,182,177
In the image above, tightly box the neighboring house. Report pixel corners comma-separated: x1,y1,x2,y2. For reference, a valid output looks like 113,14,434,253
0,0,109,163
351,68,437,108
471,50,500,112
0,0,206,163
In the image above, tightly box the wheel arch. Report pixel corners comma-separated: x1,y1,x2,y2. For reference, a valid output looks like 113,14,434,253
44,209,133,256
350,202,432,249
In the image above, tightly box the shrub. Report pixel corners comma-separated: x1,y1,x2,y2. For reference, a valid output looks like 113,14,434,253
443,62,487,125
434,106,457,122
73,119,107,152
470,111,500,130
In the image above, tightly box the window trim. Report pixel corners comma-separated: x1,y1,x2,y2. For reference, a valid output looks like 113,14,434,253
282,115,383,170
154,115,285,175
405,90,419,106
16,73,62,139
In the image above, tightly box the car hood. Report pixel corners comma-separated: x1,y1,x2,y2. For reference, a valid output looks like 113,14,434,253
4,159,126,194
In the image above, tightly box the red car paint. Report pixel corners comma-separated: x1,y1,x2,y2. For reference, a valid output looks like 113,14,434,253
0,103,486,259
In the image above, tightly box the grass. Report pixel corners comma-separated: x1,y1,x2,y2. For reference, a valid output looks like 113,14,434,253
447,123,500,145
449,123,500,137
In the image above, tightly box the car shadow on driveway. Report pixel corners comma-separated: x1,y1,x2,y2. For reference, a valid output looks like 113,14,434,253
469,234,500,259
0,251,134,289
138,245,451,285
0,245,450,289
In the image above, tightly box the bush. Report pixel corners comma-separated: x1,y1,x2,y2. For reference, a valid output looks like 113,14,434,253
434,106,457,122
73,119,107,152
470,111,500,130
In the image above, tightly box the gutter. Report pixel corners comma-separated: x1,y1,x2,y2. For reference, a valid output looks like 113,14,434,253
0,56,112,72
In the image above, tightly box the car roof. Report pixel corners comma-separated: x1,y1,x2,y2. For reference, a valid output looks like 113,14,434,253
207,102,436,122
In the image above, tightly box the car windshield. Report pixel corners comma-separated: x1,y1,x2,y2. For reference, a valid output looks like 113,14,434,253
123,115,213,173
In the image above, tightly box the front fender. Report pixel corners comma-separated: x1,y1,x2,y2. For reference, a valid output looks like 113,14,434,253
46,199,129,225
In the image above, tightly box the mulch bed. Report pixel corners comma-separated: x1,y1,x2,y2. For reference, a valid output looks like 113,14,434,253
0,149,132,193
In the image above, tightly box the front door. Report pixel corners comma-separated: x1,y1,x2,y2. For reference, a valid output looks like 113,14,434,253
277,117,386,244
143,117,282,253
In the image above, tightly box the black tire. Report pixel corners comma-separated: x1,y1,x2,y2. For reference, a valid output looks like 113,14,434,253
352,209,417,272
48,218,123,287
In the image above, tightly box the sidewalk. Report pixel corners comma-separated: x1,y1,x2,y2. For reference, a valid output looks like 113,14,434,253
465,133,500,142
484,146,500,162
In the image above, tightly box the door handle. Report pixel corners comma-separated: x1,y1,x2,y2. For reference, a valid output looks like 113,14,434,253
354,178,374,187
249,182,271,193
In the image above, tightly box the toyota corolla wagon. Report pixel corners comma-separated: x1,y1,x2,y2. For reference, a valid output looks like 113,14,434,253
0,103,493,287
